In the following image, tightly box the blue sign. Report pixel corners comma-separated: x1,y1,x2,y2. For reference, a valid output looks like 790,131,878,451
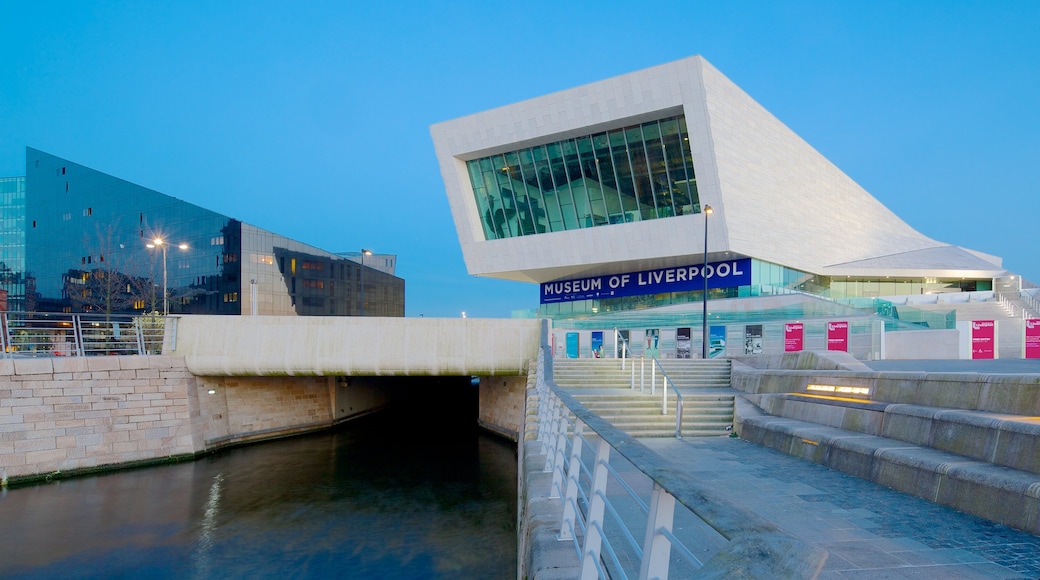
541,258,752,304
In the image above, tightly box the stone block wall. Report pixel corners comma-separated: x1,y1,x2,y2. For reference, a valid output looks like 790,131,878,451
193,376,334,448
478,375,526,441
0,356,201,481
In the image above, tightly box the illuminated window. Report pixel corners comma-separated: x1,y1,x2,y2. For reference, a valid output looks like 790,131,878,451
302,261,324,270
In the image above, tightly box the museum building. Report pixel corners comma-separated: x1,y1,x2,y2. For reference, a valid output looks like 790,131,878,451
431,55,1006,321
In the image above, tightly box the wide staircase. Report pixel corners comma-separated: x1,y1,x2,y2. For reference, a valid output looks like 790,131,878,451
550,358,735,437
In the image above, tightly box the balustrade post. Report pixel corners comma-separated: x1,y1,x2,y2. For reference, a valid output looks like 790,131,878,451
640,357,645,393
662,377,668,415
651,358,656,395
542,398,562,466
548,410,570,497
638,483,676,580
579,437,611,580
557,420,585,541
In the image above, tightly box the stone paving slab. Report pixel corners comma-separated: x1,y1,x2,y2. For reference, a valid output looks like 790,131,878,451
639,436,1040,578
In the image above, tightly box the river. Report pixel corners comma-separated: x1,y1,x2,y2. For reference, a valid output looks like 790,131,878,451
0,391,518,579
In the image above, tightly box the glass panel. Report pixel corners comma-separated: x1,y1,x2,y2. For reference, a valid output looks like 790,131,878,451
562,140,592,228
517,149,548,234
467,161,497,240
660,118,691,215
491,154,521,237
533,146,564,232
642,121,674,218
677,117,701,214
547,143,579,229
609,129,639,220
503,152,535,236
577,136,608,227
626,126,656,221
593,133,625,223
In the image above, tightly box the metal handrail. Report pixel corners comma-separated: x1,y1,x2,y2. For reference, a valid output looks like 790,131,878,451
651,357,685,439
0,311,166,358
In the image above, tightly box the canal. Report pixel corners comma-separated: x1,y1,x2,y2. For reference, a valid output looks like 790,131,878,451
0,381,518,578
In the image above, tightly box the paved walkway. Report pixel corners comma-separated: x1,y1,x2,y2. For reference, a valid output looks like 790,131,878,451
639,436,1040,579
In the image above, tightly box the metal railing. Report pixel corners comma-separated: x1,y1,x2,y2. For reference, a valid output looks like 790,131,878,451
0,311,166,358
536,321,826,578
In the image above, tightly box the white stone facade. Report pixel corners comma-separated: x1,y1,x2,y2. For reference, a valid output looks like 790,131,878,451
430,56,1002,286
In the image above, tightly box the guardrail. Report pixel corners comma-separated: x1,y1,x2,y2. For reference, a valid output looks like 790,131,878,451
536,322,826,578
0,311,165,358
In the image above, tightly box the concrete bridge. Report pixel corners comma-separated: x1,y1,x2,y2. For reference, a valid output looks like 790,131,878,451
166,315,541,377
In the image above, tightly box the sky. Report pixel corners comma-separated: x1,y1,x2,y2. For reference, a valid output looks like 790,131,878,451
1,1,1037,318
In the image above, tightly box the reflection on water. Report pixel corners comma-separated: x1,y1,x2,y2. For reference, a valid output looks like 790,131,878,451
0,393,518,579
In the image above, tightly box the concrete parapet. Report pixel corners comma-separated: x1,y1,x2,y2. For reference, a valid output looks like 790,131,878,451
166,315,541,377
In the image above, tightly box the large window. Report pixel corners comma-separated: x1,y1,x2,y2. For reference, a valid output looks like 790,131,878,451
466,115,702,240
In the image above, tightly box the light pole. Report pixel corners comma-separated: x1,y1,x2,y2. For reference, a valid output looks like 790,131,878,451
701,205,714,359
147,238,188,315
359,248,373,316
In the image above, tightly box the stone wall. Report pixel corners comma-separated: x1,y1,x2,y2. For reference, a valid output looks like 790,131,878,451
194,375,334,449
478,375,526,441
1,356,395,485
0,356,201,482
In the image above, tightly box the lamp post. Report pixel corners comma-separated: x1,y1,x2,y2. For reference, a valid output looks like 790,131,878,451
147,238,188,315
359,248,373,316
701,205,714,359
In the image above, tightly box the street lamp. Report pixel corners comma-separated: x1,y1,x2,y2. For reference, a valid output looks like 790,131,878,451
701,205,714,359
147,238,188,315
359,248,373,316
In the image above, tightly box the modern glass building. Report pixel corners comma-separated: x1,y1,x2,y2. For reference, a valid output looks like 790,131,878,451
18,147,403,316
0,176,27,311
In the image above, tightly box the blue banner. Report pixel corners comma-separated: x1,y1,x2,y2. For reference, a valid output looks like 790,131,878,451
541,258,752,304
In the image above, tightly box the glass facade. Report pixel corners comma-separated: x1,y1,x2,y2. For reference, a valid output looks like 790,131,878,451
540,257,993,320
466,115,702,240
0,176,26,311
24,148,403,316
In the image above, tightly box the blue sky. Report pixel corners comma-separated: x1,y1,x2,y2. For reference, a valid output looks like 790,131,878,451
1,1,1037,317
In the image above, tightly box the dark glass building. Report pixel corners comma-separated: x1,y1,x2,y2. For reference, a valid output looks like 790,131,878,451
0,176,27,312
20,147,404,316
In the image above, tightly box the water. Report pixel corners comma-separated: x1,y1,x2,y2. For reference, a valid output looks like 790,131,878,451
0,397,518,579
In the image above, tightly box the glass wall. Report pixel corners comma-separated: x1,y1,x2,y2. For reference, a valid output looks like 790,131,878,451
24,148,404,316
466,115,702,240
0,176,26,311
540,257,994,319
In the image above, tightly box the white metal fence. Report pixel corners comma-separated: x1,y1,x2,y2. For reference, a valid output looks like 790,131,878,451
0,311,165,358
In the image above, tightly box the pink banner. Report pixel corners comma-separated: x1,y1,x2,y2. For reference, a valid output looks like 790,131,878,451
784,323,803,352
971,320,995,359
1026,319,1040,359
827,321,849,352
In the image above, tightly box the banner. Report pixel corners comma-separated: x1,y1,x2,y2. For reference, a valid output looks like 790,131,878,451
591,331,603,358
644,329,660,358
709,326,727,358
784,323,804,352
1027,320,1040,359
744,325,763,355
541,258,752,304
970,320,995,359
565,332,579,359
827,321,849,352
676,327,691,359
